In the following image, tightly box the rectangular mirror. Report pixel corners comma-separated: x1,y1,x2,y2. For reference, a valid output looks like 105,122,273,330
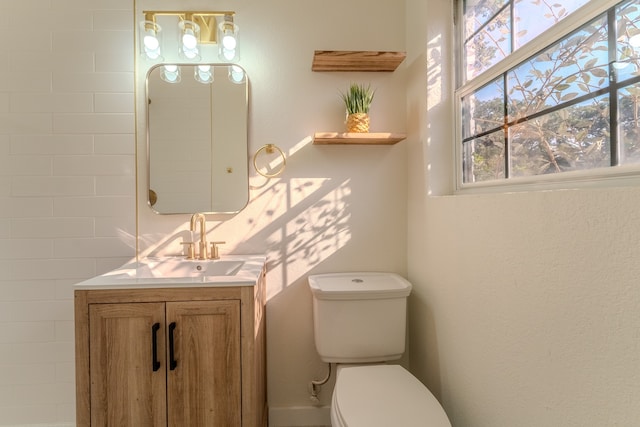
146,64,249,214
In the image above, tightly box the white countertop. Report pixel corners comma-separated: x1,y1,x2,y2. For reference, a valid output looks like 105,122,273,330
74,254,267,290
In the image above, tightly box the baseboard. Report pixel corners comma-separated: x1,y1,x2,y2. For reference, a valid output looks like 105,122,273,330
268,406,331,427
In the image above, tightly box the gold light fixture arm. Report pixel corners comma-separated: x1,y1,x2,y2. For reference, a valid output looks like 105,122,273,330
253,144,286,178
142,10,235,44
143,12,157,28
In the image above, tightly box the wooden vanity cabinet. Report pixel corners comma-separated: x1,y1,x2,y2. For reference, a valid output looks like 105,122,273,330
74,272,267,427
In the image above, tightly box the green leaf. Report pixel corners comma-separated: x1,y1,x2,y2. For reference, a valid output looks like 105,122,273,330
340,83,376,114
560,92,579,101
584,58,598,69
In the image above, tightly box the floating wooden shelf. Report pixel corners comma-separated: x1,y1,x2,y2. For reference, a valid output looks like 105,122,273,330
312,50,406,72
313,132,407,145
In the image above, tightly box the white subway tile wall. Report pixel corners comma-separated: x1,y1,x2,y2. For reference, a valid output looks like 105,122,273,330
0,0,135,424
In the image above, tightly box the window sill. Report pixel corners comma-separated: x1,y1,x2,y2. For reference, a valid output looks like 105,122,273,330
455,165,640,195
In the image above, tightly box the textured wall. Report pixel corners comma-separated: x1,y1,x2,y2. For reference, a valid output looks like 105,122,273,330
406,0,640,425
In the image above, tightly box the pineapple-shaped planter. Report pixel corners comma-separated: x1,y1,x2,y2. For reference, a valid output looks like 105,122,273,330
346,112,370,133
341,83,375,133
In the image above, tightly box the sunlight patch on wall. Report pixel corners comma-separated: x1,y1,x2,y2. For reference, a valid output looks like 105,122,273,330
135,135,352,299
218,176,353,299
427,34,443,112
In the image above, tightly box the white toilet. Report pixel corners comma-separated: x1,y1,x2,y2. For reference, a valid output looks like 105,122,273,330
309,272,451,427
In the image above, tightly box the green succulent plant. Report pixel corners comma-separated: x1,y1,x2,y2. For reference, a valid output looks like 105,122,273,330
340,83,375,114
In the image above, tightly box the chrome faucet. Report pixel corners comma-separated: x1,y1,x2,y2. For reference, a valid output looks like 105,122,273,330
189,213,208,260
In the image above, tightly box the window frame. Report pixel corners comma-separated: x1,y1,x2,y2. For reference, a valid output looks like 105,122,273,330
454,0,640,193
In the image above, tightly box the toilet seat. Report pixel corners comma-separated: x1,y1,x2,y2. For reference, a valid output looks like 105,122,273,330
331,365,451,427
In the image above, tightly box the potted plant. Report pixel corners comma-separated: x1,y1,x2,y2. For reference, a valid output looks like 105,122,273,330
340,83,375,133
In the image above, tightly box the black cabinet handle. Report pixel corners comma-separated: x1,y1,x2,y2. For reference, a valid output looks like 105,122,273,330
151,323,161,372
168,322,177,370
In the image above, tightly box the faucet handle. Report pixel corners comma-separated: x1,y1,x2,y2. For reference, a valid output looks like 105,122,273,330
181,242,196,260
209,241,226,260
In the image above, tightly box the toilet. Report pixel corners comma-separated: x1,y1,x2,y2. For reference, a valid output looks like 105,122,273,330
309,272,451,427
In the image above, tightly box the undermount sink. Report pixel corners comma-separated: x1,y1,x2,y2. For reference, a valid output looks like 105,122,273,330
144,258,245,278
74,254,267,289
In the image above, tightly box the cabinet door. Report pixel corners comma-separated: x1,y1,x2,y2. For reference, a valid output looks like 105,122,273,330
89,303,166,427
166,300,241,427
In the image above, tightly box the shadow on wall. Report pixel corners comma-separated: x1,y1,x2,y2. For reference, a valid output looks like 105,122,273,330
140,135,355,299
233,138,354,299
135,133,364,301
139,128,402,299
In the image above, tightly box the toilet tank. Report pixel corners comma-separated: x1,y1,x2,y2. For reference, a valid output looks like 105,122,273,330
308,272,412,363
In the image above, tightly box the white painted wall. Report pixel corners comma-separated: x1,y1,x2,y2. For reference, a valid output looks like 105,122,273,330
0,0,407,425
406,1,640,426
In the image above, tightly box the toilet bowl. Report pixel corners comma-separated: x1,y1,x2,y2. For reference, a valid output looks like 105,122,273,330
331,365,451,427
308,272,451,427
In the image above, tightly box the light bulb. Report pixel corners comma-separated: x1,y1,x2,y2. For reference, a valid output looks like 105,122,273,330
178,20,201,61
140,20,162,61
195,65,213,84
144,30,159,50
183,49,198,59
228,65,245,84
222,48,236,61
218,16,239,62
222,33,237,50
161,65,181,83
183,29,197,49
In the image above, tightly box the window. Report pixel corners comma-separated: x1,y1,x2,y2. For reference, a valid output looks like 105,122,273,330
457,0,640,188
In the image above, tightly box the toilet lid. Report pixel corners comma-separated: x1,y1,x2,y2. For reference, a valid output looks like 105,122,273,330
333,365,451,427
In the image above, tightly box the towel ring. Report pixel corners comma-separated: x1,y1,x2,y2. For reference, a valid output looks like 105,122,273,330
253,144,286,178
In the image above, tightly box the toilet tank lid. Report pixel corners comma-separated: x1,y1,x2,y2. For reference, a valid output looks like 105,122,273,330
308,272,412,300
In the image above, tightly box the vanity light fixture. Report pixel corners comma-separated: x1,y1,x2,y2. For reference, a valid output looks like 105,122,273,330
140,11,238,63
160,65,181,83
194,65,213,84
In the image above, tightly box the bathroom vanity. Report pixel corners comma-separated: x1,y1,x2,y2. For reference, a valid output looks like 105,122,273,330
73,255,267,427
